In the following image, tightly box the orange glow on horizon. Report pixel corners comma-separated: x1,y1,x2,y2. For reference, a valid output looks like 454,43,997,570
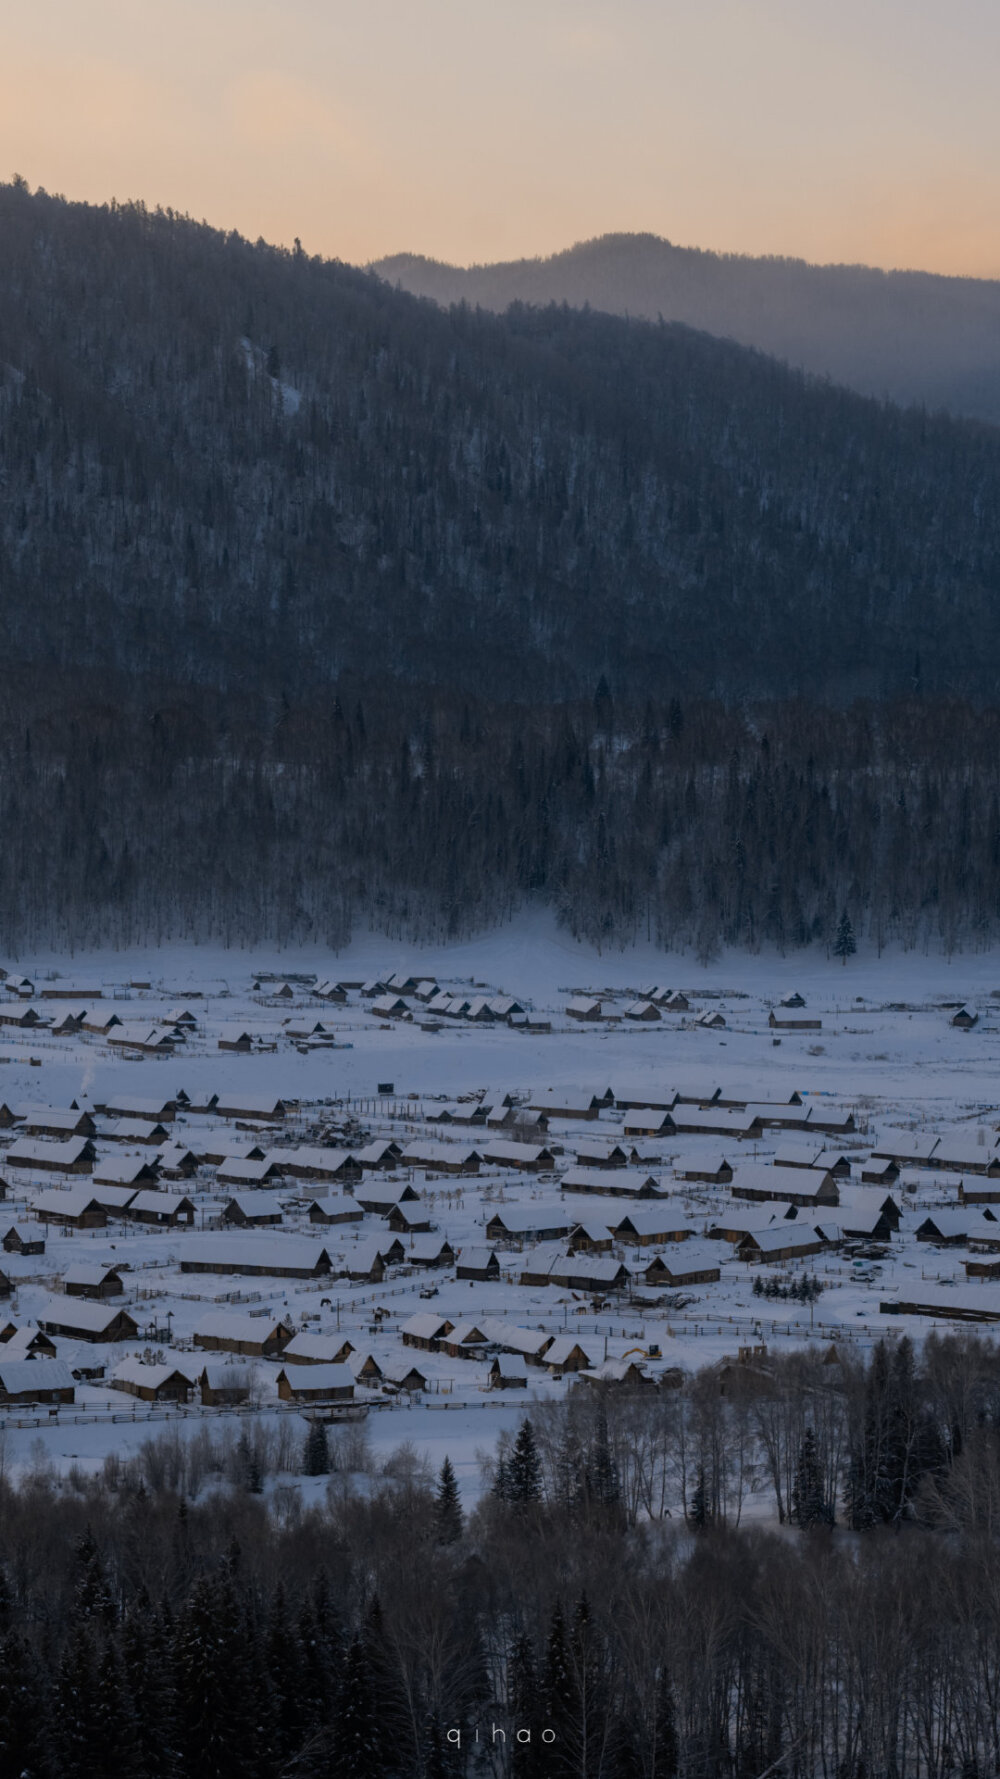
3,0,1000,281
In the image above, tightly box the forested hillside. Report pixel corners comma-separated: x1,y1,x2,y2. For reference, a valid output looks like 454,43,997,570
375,231,1000,425
3,181,1000,949
4,180,1000,705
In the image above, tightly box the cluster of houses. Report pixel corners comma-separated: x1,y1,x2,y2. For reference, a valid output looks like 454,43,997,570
6,977,1000,1416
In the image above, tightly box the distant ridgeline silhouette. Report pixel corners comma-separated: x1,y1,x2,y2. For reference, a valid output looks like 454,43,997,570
374,231,1000,427
0,182,999,947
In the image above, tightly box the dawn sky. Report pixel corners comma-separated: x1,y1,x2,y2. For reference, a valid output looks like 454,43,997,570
5,0,1000,276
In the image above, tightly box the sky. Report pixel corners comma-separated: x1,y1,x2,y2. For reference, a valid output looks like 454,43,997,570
5,0,1000,277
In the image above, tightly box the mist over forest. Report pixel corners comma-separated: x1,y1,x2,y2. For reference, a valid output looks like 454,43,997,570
375,232,1000,427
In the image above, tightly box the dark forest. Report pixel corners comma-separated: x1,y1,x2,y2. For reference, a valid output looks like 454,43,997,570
4,1334,1000,1777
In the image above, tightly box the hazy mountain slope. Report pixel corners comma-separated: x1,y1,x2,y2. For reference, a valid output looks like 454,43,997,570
374,233,1000,425
3,183,1000,706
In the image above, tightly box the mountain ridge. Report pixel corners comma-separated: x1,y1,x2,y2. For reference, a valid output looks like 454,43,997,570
372,230,1000,425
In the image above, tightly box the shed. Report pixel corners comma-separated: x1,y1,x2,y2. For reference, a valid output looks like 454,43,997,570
489,1354,528,1389
1,1224,46,1255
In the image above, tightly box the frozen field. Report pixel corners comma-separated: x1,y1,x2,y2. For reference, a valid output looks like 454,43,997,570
1,919,1000,1501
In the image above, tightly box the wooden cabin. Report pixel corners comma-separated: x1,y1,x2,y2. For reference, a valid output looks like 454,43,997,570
124,1190,196,1227
199,1364,252,1406
275,1364,355,1404
193,1312,293,1357
34,1188,108,1229
643,1243,721,1286
111,1360,193,1403
1,1224,46,1255
456,1247,501,1281
64,1263,124,1300
6,1136,96,1175
490,1353,528,1389
37,1300,140,1342
401,1312,454,1351
308,1197,365,1226
179,1237,331,1279
0,1359,74,1406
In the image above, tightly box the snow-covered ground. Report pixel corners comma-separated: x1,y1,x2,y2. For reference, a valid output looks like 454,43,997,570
1,919,999,1501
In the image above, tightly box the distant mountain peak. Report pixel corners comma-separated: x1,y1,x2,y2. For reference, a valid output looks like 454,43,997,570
372,231,1000,425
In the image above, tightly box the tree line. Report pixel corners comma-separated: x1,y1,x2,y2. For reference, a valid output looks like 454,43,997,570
2,678,1000,956
4,1332,1000,1775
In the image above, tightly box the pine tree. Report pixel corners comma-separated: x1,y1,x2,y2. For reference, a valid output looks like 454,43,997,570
651,1664,680,1779
303,1419,330,1476
508,1633,543,1779
74,1525,117,1626
507,1419,542,1508
585,1409,622,1520
791,1427,833,1528
434,1456,464,1545
0,1631,48,1778
833,907,857,964
543,1603,574,1777
328,1634,385,1779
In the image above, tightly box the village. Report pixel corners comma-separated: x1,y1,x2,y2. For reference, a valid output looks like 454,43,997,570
0,936,999,1490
